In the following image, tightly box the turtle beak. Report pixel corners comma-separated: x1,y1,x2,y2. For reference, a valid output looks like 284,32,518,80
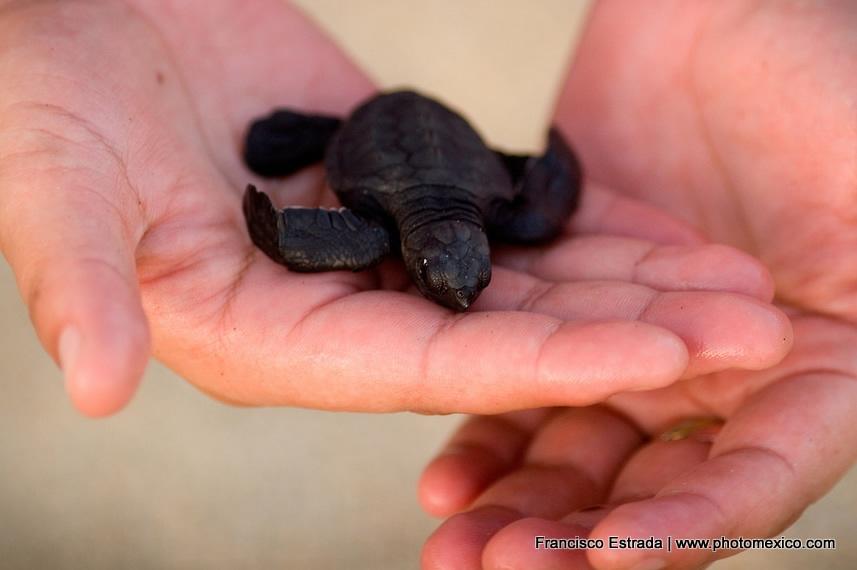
453,287,479,311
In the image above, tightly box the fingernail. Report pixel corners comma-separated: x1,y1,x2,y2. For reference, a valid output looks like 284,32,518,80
58,326,81,381
630,559,666,570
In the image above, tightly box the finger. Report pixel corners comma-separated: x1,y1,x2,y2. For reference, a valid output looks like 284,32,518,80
608,438,713,503
422,506,522,570
482,518,594,570
496,235,774,301
419,409,554,517
0,129,149,417
472,407,643,517
570,182,704,246
588,368,857,570
480,507,618,570
479,267,793,378
164,263,692,413
424,408,641,569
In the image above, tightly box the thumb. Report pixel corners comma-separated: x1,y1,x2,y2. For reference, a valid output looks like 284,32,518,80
0,134,150,417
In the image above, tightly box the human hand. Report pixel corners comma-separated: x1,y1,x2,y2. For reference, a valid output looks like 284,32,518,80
0,0,789,417
420,1,857,568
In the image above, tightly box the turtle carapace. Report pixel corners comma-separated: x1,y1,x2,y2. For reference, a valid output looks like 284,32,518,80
242,90,581,311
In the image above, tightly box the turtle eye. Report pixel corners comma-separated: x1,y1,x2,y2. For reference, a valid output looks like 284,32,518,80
418,258,448,294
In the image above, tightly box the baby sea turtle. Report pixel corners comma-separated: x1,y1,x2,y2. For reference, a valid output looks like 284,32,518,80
242,90,581,311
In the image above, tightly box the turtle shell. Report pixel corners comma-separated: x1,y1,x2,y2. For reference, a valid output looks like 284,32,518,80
325,91,513,216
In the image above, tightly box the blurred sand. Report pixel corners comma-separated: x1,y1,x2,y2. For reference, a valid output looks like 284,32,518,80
0,1,854,568
294,0,589,152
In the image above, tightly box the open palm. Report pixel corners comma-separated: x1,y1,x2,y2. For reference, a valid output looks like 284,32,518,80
0,0,792,418
421,1,857,568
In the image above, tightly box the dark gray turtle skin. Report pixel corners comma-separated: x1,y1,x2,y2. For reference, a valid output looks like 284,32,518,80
242,90,581,311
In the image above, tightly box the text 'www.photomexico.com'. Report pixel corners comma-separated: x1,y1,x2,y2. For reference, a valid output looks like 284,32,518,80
534,535,837,552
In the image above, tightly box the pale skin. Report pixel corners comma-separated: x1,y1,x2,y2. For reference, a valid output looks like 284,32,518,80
0,0,789,415
420,1,857,569
0,0,835,568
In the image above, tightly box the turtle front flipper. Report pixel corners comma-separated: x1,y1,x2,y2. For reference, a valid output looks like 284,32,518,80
486,128,582,243
243,185,391,272
243,109,342,177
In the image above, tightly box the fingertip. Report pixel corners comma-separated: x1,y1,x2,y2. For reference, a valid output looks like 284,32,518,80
699,297,794,374
723,246,776,302
483,517,592,570
643,293,794,377
419,447,503,517
23,255,153,417
572,182,707,246
635,243,777,301
65,362,147,418
743,301,794,370
587,496,713,570
537,322,689,402
60,314,150,418
418,454,466,517
67,380,137,418
421,506,521,570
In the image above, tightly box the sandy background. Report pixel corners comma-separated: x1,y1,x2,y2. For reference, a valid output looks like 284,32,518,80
1,1,854,568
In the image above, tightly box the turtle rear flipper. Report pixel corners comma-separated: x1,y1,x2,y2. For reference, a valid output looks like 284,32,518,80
243,185,391,272
243,109,342,177
487,128,582,243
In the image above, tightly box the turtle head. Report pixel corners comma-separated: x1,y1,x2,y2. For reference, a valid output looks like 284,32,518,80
402,221,492,311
